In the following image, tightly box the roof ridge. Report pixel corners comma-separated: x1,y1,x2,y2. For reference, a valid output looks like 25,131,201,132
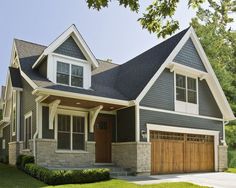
14,38,47,48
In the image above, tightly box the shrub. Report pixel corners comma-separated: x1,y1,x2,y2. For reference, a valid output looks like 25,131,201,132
228,150,236,168
16,155,34,169
24,163,110,185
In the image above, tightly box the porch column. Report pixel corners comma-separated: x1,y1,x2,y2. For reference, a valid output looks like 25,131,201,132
89,105,103,133
49,100,61,130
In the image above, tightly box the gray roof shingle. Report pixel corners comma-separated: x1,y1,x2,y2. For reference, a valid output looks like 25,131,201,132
14,27,189,100
9,67,23,88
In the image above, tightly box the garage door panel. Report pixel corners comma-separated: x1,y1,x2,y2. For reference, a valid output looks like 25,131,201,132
151,131,214,174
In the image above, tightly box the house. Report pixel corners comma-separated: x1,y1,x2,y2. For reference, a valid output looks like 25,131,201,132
0,25,234,175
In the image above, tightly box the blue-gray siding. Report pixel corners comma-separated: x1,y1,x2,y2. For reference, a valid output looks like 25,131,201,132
42,106,54,139
174,38,207,72
20,78,36,141
139,109,223,142
54,36,86,60
140,69,174,111
141,69,222,118
199,80,222,118
0,125,10,162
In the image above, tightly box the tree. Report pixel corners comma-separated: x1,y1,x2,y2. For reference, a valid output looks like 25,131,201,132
190,0,236,117
86,0,236,37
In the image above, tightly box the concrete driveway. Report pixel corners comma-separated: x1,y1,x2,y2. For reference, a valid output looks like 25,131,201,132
120,172,236,188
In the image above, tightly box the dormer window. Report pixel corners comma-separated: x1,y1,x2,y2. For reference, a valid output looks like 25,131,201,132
56,61,83,88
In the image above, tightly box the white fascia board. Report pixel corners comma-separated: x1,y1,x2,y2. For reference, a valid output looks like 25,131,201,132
32,87,131,107
32,25,99,69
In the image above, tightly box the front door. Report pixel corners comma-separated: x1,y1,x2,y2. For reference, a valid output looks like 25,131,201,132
95,115,112,163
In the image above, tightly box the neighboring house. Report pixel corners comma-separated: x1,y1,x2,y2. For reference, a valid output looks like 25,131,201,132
0,25,234,175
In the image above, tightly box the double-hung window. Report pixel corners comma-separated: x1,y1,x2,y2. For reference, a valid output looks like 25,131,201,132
56,62,83,88
57,114,85,151
24,113,32,149
175,74,198,114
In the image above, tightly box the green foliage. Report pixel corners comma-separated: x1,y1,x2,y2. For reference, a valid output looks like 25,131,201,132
226,126,236,149
86,0,236,38
228,150,236,168
24,163,110,185
16,155,34,170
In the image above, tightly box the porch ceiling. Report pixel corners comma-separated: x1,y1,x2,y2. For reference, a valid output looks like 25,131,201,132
42,95,126,111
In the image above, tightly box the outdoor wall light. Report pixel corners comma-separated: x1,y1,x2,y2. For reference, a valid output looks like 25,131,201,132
141,130,147,139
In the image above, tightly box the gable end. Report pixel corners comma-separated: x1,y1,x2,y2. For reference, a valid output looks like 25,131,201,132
174,38,207,72
54,36,86,60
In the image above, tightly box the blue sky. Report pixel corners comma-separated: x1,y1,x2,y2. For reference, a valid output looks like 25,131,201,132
0,1,196,88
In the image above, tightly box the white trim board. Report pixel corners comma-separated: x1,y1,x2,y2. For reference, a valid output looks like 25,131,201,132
136,27,235,121
146,123,219,171
140,106,223,121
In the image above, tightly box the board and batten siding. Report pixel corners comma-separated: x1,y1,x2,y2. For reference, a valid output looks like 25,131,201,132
139,109,223,142
20,78,37,141
140,68,222,118
54,36,86,60
116,106,135,142
174,38,207,72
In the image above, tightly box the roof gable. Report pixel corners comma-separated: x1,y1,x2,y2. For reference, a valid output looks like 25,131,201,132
32,25,98,69
174,38,207,72
54,36,87,60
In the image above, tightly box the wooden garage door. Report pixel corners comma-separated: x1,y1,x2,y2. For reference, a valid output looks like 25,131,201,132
151,131,214,174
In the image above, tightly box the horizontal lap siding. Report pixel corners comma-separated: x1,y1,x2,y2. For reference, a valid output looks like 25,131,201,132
140,109,223,142
42,106,54,139
20,79,36,141
174,38,207,72
140,69,174,110
54,36,86,60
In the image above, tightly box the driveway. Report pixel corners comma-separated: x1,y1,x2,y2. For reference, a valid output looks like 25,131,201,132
120,172,236,188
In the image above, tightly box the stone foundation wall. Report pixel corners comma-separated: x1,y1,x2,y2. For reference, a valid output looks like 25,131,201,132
218,145,228,172
35,139,95,168
112,142,151,175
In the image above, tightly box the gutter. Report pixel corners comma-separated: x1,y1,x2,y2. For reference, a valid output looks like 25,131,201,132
222,120,230,146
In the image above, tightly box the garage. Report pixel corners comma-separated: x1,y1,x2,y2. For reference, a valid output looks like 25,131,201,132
150,131,214,174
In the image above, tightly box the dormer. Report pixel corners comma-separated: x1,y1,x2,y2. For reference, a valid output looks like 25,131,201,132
32,25,99,89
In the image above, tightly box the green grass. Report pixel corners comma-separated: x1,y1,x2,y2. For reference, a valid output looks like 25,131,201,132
226,168,236,173
0,163,208,188
0,163,45,188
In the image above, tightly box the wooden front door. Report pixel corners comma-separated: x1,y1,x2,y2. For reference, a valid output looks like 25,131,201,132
95,116,112,163
151,131,214,174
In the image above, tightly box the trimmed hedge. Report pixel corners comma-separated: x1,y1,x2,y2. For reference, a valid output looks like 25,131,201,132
16,155,34,169
24,163,110,185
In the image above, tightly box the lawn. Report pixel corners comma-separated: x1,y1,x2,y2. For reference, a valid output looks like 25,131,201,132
226,168,236,173
0,163,208,188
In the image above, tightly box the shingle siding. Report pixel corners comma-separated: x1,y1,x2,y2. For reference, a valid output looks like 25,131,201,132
54,36,86,60
38,58,47,78
174,38,207,72
139,109,223,142
20,78,36,141
117,106,135,142
140,69,174,110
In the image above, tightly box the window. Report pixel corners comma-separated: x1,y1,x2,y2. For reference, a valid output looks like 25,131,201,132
2,139,5,150
57,62,70,85
24,113,32,149
57,114,85,151
56,61,83,87
12,92,17,135
176,74,197,104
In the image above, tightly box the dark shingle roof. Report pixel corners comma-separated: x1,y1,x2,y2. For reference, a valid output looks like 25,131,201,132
14,27,189,100
9,67,22,88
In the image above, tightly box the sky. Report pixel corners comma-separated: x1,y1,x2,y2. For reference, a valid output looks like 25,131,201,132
0,1,197,88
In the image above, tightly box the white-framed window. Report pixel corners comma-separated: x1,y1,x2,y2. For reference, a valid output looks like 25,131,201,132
57,113,86,151
56,61,83,88
175,73,198,114
11,91,17,136
2,139,5,150
24,112,32,149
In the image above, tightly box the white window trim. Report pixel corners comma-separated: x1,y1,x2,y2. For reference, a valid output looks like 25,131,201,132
174,71,199,115
24,111,33,149
146,123,219,172
12,104,16,136
50,54,91,90
55,109,88,152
